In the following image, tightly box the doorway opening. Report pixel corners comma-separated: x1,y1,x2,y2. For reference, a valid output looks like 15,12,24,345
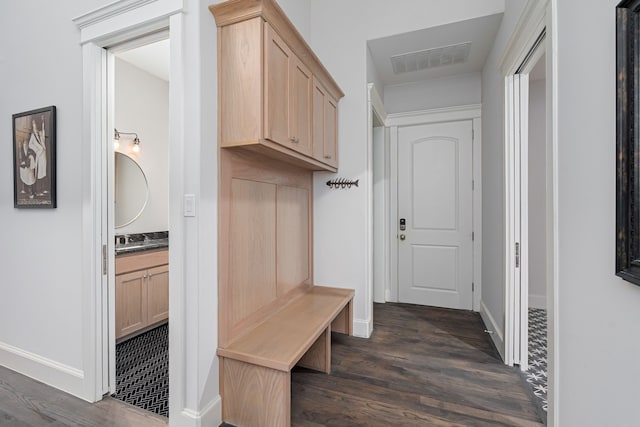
504,29,549,421
108,34,171,418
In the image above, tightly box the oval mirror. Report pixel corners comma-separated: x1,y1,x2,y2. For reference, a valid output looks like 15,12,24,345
115,152,149,228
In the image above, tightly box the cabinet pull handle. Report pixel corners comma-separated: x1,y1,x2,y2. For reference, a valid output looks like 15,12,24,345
324,155,332,159
290,137,299,143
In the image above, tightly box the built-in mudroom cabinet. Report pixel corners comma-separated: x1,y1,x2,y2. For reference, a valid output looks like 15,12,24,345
210,1,353,426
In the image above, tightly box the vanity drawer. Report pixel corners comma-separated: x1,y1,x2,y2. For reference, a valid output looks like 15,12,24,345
116,249,168,275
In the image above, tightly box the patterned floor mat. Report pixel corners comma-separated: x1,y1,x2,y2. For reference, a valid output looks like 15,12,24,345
527,308,547,414
112,324,168,417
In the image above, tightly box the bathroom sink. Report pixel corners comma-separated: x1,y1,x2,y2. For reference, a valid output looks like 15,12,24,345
115,239,168,255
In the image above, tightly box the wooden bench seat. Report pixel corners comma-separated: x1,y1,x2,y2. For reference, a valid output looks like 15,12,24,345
218,285,354,427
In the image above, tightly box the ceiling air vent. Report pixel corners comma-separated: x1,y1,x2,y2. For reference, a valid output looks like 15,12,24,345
390,42,471,74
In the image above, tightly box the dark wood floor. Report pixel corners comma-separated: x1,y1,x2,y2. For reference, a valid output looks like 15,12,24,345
289,303,544,426
0,366,167,427
0,303,543,427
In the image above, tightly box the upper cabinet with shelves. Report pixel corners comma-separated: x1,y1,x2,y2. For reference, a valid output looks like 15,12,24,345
210,0,344,172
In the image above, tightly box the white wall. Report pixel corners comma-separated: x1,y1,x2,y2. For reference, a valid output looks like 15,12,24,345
384,72,482,114
0,0,113,382
115,58,169,235
308,0,505,336
555,0,640,424
0,2,222,423
528,77,546,309
479,0,528,341
367,46,384,102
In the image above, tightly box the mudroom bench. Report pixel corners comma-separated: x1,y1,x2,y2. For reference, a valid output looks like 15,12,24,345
218,285,354,427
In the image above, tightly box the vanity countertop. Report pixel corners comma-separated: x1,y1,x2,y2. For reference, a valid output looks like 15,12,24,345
115,231,168,256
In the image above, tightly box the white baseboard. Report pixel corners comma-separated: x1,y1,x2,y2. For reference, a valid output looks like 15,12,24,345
0,340,86,399
173,395,222,427
353,317,373,338
479,301,505,361
528,294,547,310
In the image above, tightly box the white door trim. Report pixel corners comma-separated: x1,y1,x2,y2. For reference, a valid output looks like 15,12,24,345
73,0,185,406
386,105,482,312
501,0,558,425
369,83,389,308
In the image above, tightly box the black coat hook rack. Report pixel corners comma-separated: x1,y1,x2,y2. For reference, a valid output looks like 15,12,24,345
326,178,359,189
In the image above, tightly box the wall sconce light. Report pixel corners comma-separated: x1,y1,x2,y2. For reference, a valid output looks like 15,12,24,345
114,128,141,153
132,137,141,153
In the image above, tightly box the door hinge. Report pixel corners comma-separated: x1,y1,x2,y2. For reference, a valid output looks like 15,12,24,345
515,242,520,268
472,128,475,141
102,244,107,275
472,282,475,292
472,231,475,241
472,180,475,191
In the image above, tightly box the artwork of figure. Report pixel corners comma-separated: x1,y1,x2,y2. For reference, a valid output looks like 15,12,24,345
13,106,56,208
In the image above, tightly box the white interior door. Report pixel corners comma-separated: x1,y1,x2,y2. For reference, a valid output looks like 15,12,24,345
397,121,473,310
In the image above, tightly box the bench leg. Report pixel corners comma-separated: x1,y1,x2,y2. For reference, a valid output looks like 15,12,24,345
331,300,353,335
221,358,290,427
297,326,331,373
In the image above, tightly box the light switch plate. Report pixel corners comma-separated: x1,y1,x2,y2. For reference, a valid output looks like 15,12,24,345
184,194,196,217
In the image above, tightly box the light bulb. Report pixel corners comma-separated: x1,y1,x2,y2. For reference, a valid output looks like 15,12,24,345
132,140,140,153
114,139,120,150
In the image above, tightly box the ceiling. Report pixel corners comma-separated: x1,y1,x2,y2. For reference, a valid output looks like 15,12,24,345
368,13,503,86
116,38,170,82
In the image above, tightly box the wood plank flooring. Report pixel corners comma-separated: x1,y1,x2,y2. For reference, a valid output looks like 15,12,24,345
0,365,167,427
289,303,544,426
0,303,542,426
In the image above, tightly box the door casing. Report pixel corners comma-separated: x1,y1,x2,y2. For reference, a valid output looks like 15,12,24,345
386,105,482,311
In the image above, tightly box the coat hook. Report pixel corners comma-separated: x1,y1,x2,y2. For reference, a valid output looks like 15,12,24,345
326,178,359,189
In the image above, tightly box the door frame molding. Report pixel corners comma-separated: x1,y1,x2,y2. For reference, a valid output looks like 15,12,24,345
368,83,389,309
386,105,482,311
500,0,557,424
74,0,191,413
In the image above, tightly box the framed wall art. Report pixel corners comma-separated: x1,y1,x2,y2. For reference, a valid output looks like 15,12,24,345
12,106,56,208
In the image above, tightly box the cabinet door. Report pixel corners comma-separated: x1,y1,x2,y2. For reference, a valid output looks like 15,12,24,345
147,265,169,325
115,270,148,339
324,95,338,168
312,79,338,168
264,23,291,146
290,55,313,155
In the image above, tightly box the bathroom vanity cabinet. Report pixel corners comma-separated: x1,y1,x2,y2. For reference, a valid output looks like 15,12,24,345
115,249,169,340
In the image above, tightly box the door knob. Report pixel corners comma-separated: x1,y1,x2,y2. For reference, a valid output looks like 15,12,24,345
399,234,406,241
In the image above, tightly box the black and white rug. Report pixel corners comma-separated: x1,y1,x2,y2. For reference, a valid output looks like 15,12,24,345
112,324,169,417
526,308,547,414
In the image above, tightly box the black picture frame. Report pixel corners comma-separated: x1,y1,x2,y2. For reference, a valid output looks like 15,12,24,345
12,106,57,208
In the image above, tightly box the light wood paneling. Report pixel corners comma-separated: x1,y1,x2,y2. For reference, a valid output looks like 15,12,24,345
277,185,310,296
222,358,291,427
147,264,169,325
115,271,147,339
218,286,354,372
210,0,344,101
297,326,330,374
219,18,263,145
290,55,313,154
264,23,290,145
115,249,168,275
219,149,313,347
324,95,338,168
230,178,277,326
312,81,326,162
331,299,353,335
211,0,342,173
